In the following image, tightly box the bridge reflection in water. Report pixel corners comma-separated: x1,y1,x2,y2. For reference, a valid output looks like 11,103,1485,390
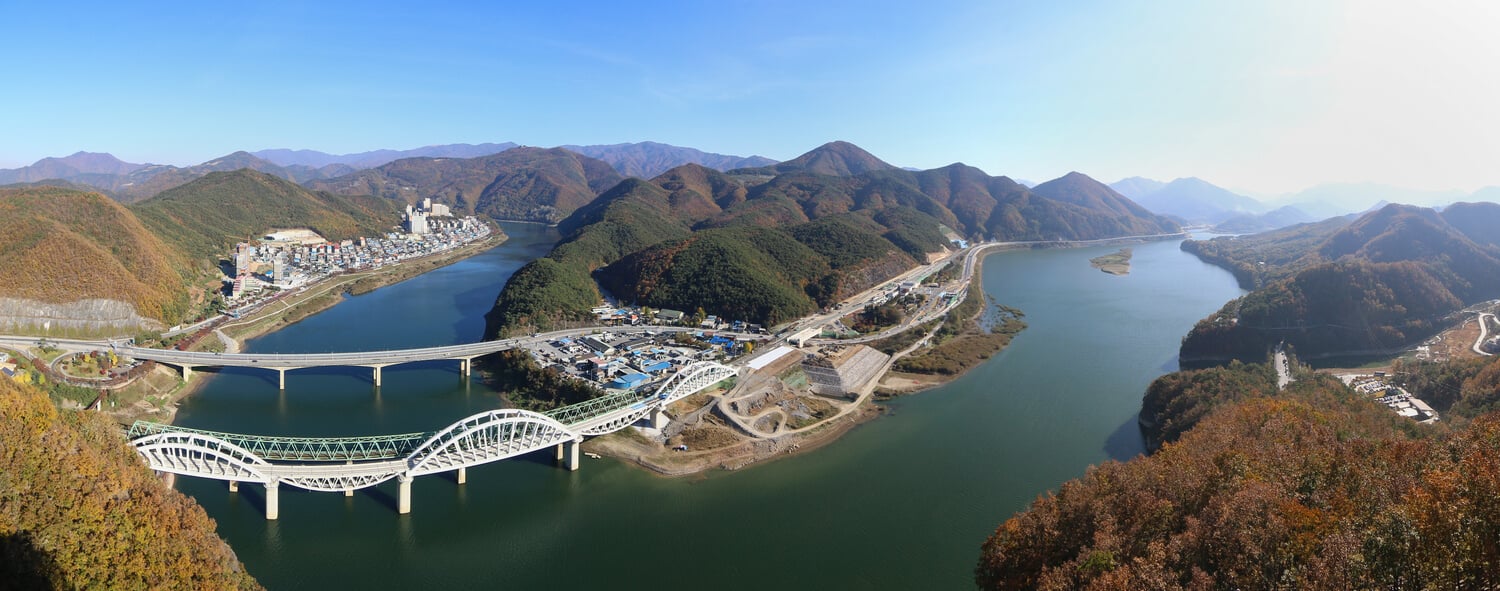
130,362,737,519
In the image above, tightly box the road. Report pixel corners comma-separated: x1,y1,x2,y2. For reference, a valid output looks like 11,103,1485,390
1275,345,1293,391
1476,313,1495,357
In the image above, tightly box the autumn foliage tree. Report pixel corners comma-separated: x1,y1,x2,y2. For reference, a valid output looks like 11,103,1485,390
0,378,261,589
978,357,1500,589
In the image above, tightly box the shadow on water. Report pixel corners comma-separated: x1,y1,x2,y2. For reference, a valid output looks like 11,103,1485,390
364,487,400,514
1103,411,1147,462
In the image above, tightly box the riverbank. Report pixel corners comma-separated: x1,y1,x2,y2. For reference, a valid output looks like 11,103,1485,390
586,247,1026,476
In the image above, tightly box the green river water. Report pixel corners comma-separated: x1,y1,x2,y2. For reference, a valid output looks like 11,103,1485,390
171,223,1243,589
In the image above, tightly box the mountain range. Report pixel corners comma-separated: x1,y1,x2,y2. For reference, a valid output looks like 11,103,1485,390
486,141,1180,333
0,142,779,206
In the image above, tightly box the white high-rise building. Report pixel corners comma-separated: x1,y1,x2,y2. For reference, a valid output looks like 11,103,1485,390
405,204,430,235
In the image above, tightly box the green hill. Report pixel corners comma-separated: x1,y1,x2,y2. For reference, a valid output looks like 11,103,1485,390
599,226,833,324
0,186,193,324
0,377,261,589
1181,203,1500,361
308,147,622,223
133,169,403,266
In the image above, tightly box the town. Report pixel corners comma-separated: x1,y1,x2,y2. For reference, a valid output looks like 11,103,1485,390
226,199,490,308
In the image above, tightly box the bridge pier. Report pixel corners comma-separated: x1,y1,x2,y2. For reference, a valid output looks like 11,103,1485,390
265,481,280,520
179,365,194,382
397,475,412,514
345,461,354,497
276,368,286,390
650,407,669,430
372,366,382,387
564,439,580,471
228,480,238,493
459,358,472,377
457,467,467,485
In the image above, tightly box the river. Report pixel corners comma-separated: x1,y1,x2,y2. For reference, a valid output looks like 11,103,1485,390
171,225,1244,589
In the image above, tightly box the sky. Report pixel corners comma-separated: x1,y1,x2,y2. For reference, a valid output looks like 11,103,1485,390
2,0,1498,195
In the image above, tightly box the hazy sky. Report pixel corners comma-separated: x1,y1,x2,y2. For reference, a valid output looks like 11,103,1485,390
3,0,1497,194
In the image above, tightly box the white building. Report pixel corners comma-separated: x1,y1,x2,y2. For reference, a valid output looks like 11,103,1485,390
405,204,430,235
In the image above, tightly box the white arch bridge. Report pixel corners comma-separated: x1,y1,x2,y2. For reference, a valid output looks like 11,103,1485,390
129,361,737,519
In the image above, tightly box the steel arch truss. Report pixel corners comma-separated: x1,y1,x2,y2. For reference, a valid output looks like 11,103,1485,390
134,432,273,484
576,404,653,436
654,362,737,405
406,409,578,476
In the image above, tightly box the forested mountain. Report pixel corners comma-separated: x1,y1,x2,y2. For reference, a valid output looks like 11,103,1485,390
560,141,776,178
1126,177,1263,224
732,140,899,177
0,187,193,324
979,357,1500,589
1180,203,1500,361
0,377,262,589
134,170,403,266
487,142,1180,334
307,147,622,223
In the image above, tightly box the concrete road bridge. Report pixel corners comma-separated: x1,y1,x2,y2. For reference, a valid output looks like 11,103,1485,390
115,325,759,388
130,361,738,519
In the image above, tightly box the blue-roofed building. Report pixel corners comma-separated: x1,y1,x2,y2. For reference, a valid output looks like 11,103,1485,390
640,360,672,374
606,372,650,390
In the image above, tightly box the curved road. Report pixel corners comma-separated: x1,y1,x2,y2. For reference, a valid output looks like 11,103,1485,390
1476,313,1495,357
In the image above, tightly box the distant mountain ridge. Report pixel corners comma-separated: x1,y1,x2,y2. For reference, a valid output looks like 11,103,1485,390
255,141,776,180
1108,176,1167,199
1,142,776,203
1110,176,1263,225
0,151,353,203
559,141,775,178
0,151,145,184
306,147,622,224
252,143,520,169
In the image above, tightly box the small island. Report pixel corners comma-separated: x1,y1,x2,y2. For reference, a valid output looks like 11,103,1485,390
1090,248,1132,275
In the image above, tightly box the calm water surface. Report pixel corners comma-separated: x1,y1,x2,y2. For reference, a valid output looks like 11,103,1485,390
174,229,1243,589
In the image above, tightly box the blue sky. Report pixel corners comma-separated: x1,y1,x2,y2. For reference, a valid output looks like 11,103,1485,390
3,1,1497,194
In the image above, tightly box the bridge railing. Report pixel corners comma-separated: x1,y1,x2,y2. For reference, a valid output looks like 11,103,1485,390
127,421,433,462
